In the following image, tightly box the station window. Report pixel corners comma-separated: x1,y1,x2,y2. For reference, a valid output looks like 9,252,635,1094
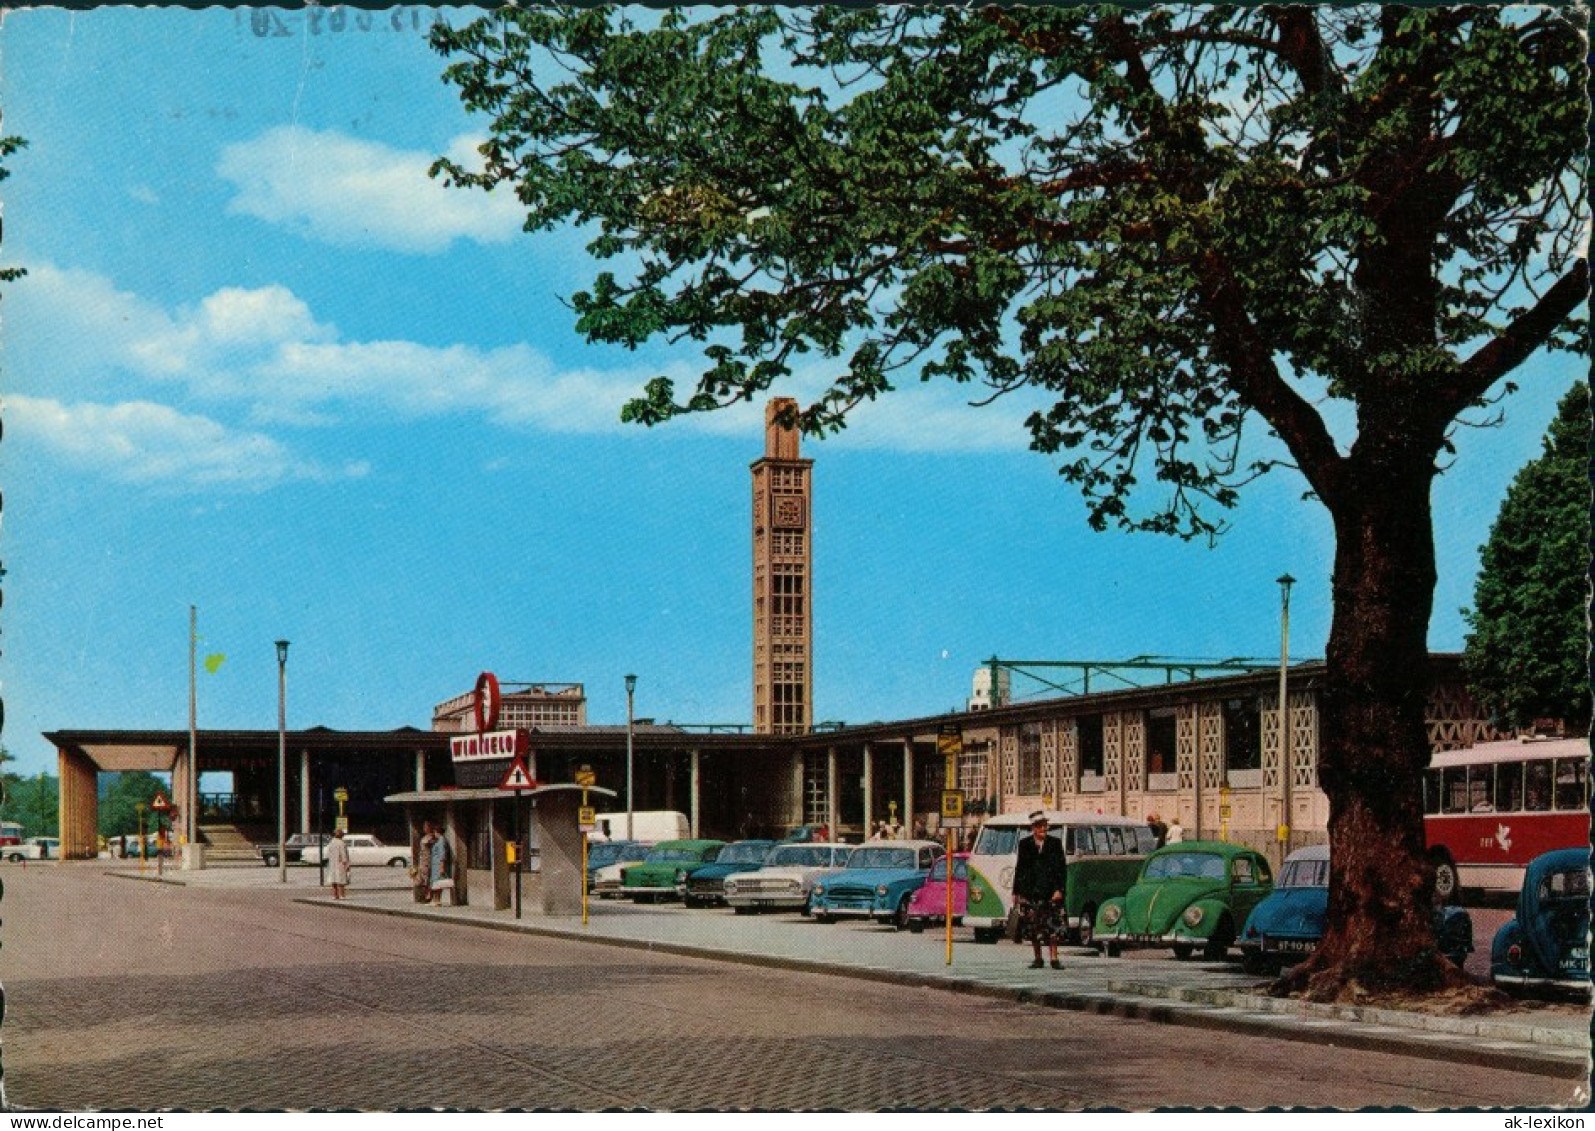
1146,708,1177,783
1222,699,1261,772
1077,715,1105,783
1018,724,1041,796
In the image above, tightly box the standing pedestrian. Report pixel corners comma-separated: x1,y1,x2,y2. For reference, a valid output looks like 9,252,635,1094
1012,811,1067,970
427,821,455,906
414,821,437,903
1147,813,1169,848
1165,816,1185,844
326,828,352,900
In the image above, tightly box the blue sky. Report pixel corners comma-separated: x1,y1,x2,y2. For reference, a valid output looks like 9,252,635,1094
0,7,1580,778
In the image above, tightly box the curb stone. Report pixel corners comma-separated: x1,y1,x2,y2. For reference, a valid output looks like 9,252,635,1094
302,895,1588,1081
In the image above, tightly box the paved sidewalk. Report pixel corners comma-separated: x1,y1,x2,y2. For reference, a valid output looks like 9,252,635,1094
112,862,1590,1083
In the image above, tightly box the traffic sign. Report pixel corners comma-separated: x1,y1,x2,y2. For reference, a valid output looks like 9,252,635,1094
941,789,965,820
149,792,171,812
578,806,597,829
937,724,962,788
574,765,597,787
498,756,537,791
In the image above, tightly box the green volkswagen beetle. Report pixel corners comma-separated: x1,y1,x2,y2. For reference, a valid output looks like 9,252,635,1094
1094,840,1274,960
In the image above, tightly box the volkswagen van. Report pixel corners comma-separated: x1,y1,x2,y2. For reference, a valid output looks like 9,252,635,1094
964,811,1158,944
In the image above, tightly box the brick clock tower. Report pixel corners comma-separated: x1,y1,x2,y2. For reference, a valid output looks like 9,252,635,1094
751,398,813,735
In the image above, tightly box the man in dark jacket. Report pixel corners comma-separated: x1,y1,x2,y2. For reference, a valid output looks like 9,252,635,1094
1012,811,1068,969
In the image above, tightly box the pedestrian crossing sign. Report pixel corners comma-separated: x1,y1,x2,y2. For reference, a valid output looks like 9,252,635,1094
941,790,965,820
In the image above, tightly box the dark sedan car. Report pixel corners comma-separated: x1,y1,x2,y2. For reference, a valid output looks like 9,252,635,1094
1237,844,1473,974
1491,847,1591,998
681,839,776,907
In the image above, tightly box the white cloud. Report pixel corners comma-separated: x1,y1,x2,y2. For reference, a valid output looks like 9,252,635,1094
4,394,367,489
11,261,1036,454
217,126,526,254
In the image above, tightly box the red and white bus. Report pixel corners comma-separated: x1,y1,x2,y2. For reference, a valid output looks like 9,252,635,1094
1423,736,1589,901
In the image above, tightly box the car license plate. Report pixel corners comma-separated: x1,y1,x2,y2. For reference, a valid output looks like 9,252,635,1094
1262,937,1316,954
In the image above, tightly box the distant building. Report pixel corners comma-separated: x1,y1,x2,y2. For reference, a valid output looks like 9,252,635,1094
431,682,587,733
969,666,1012,711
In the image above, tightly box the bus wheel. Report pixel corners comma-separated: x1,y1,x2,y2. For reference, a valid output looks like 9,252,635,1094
1431,853,1460,905
972,927,1000,944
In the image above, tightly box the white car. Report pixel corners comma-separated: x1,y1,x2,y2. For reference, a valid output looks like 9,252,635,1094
301,834,411,868
723,842,854,914
591,860,628,899
3,837,58,862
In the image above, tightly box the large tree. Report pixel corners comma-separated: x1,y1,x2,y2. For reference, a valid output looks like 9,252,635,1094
1463,382,1591,733
430,6,1589,998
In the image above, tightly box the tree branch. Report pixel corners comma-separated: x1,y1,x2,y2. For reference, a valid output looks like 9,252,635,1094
1443,258,1590,417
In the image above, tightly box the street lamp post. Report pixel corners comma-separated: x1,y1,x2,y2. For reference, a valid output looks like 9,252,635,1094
1276,575,1295,865
624,674,637,841
276,639,289,885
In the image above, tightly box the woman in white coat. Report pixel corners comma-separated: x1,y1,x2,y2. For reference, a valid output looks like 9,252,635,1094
327,828,352,900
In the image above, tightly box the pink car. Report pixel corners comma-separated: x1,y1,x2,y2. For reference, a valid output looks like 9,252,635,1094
905,852,968,933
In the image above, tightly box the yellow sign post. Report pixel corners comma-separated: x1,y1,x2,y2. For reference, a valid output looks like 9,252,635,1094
581,787,591,926
936,725,963,968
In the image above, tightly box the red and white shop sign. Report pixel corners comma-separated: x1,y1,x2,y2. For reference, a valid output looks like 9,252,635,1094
450,727,530,765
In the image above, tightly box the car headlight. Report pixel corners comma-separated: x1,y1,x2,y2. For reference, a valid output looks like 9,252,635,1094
876,884,889,897
725,881,738,895
969,884,984,904
1183,906,1205,928
1102,904,1123,927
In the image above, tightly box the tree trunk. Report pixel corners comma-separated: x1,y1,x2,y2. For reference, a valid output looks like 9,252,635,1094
1277,440,1470,999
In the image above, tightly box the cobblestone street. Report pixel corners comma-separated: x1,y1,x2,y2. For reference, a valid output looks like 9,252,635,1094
1,867,1579,1110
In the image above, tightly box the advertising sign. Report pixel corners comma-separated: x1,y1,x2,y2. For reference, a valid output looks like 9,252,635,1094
450,728,531,766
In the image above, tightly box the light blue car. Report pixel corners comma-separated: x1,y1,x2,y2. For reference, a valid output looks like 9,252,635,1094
809,841,943,929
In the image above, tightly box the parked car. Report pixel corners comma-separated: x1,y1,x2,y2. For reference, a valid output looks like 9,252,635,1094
809,841,944,927
301,835,411,868
1491,846,1591,998
116,835,170,860
4,837,57,862
964,811,1157,945
781,825,831,844
620,839,725,902
1237,844,1473,975
1095,841,1274,960
592,859,631,899
259,833,331,868
586,839,648,891
905,852,968,933
723,842,854,914
681,839,776,907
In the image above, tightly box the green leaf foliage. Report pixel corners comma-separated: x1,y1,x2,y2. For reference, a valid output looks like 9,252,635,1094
431,6,1587,540
99,771,170,838
4,773,59,838
1463,382,1592,732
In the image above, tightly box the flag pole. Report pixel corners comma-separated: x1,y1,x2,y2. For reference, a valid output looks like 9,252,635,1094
188,605,198,847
